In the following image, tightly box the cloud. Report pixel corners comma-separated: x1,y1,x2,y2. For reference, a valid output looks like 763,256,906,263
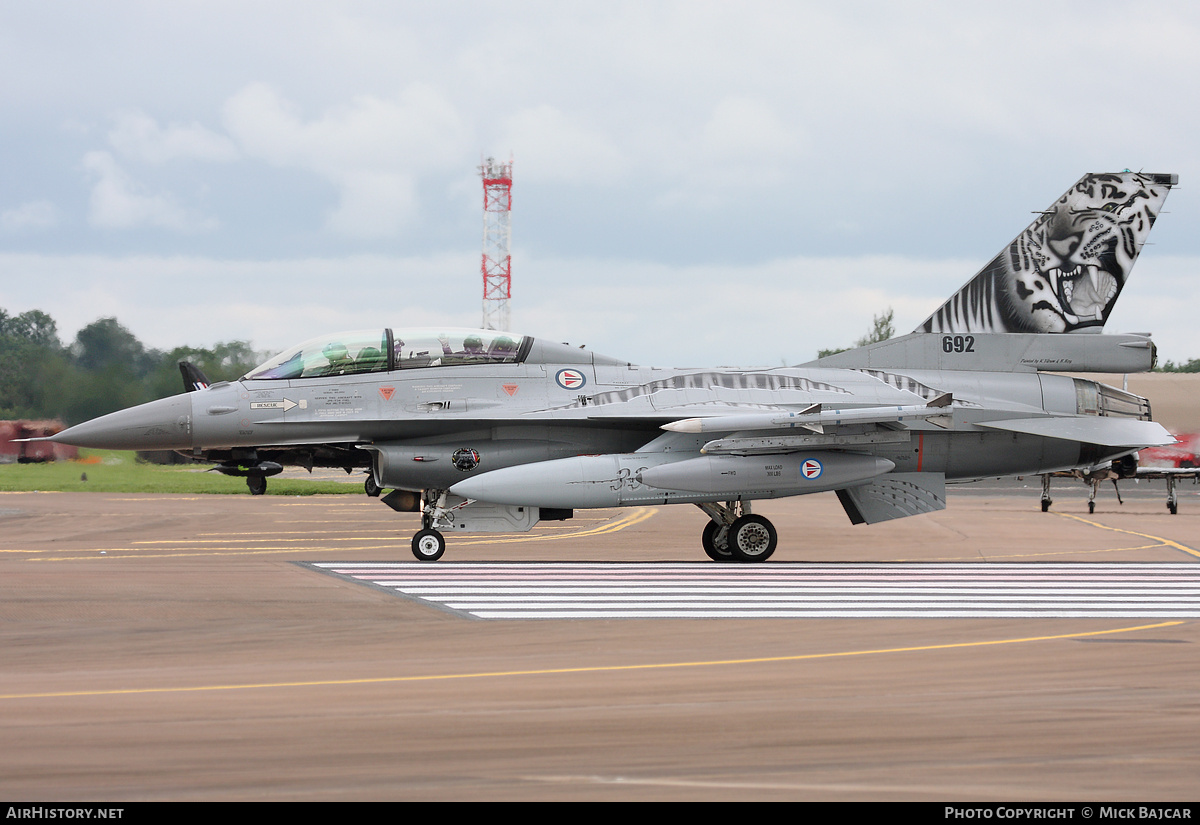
1,200,58,232
698,98,797,167
500,106,627,184
82,151,217,232
107,111,239,164
222,82,468,237
652,97,801,209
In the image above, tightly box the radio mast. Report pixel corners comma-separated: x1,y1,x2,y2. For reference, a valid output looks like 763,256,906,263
479,156,513,330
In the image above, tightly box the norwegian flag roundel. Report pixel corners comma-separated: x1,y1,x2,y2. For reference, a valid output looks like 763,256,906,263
555,368,586,390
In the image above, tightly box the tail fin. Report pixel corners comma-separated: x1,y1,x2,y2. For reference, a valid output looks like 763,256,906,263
178,360,211,392
919,172,1177,335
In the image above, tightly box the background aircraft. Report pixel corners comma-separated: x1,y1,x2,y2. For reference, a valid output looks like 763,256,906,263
1039,440,1200,515
48,172,1180,562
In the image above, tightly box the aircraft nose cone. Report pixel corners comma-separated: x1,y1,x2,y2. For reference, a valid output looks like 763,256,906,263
51,394,194,450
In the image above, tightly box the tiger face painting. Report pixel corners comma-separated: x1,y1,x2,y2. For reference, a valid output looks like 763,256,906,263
920,172,1176,334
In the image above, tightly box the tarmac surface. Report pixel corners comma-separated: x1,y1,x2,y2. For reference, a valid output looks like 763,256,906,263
3,480,1200,801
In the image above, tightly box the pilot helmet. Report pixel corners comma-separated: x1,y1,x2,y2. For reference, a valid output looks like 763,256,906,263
323,341,350,361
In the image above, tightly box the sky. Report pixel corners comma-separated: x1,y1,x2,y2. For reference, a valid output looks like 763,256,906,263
2,1,1199,368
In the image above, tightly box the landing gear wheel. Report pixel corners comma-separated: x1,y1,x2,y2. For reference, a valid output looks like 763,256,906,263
247,476,267,496
701,520,734,562
728,514,778,563
1169,502,1178,515
1041,499,1051,513
364,474,381,497
1088,500,1095,514
412,528,446,561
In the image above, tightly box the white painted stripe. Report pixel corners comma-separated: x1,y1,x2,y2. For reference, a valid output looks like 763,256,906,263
308,561,1200,620
465,609,1200,613
381,585,1200,594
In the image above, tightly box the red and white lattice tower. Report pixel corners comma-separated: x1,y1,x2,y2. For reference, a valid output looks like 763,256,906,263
479,156,513,331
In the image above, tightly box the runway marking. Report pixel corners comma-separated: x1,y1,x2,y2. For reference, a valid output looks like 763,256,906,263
898,544,1169,563
1052,512,1200,559
309,562,1200,619
446,507,657,546
21,508,656,561
0,621,1181,701
127,516,623,544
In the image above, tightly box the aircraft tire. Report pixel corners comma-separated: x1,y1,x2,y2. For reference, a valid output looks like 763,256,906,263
247,476,267,496
728,515,777,563
1088,501,1095,514
364,474,381,497
701,520,734,562
412,528,446,561
1169,502,1178,515
1041,499,1051,513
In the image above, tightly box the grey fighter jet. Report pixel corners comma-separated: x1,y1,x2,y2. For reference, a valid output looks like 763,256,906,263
48,172,1180,562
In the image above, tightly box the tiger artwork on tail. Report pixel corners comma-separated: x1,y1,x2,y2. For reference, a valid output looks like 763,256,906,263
920,172,1176,335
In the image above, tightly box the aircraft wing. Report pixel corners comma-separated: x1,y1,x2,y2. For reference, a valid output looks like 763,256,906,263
974,417,1175,448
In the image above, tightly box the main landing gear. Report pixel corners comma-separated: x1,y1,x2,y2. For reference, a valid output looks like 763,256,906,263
1040,472,1182,515
1088,476,1122,514
697,501,778,562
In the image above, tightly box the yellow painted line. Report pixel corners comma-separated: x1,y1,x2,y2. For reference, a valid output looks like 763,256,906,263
29,546,406,561
26,507,659,560
448,507,658,546
132,535,425,545
0,621,1182,701
276,501,379,507
899,544,1168,563
1053,512,1200,559
184,520,615,538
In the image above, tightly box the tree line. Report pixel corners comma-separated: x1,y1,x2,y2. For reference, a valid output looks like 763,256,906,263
0,307,260,425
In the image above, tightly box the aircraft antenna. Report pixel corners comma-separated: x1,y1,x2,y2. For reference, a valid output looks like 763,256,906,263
479,156,513,330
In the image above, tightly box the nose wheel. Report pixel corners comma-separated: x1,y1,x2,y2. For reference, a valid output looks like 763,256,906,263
412,528,446,561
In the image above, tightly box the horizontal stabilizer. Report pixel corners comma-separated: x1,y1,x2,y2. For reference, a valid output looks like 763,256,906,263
807,332,1157,373
975,417,1175,448
836,472,947,525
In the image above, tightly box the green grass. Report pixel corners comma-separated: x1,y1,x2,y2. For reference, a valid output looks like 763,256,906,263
0,450,363,495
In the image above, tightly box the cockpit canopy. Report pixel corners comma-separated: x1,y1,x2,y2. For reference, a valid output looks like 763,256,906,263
245,328,529,380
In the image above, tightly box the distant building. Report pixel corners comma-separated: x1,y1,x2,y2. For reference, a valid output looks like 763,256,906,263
0,420,78,463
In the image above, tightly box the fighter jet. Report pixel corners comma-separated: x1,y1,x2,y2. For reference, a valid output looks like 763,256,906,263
48,171,1180,562
1038,457,1199,516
